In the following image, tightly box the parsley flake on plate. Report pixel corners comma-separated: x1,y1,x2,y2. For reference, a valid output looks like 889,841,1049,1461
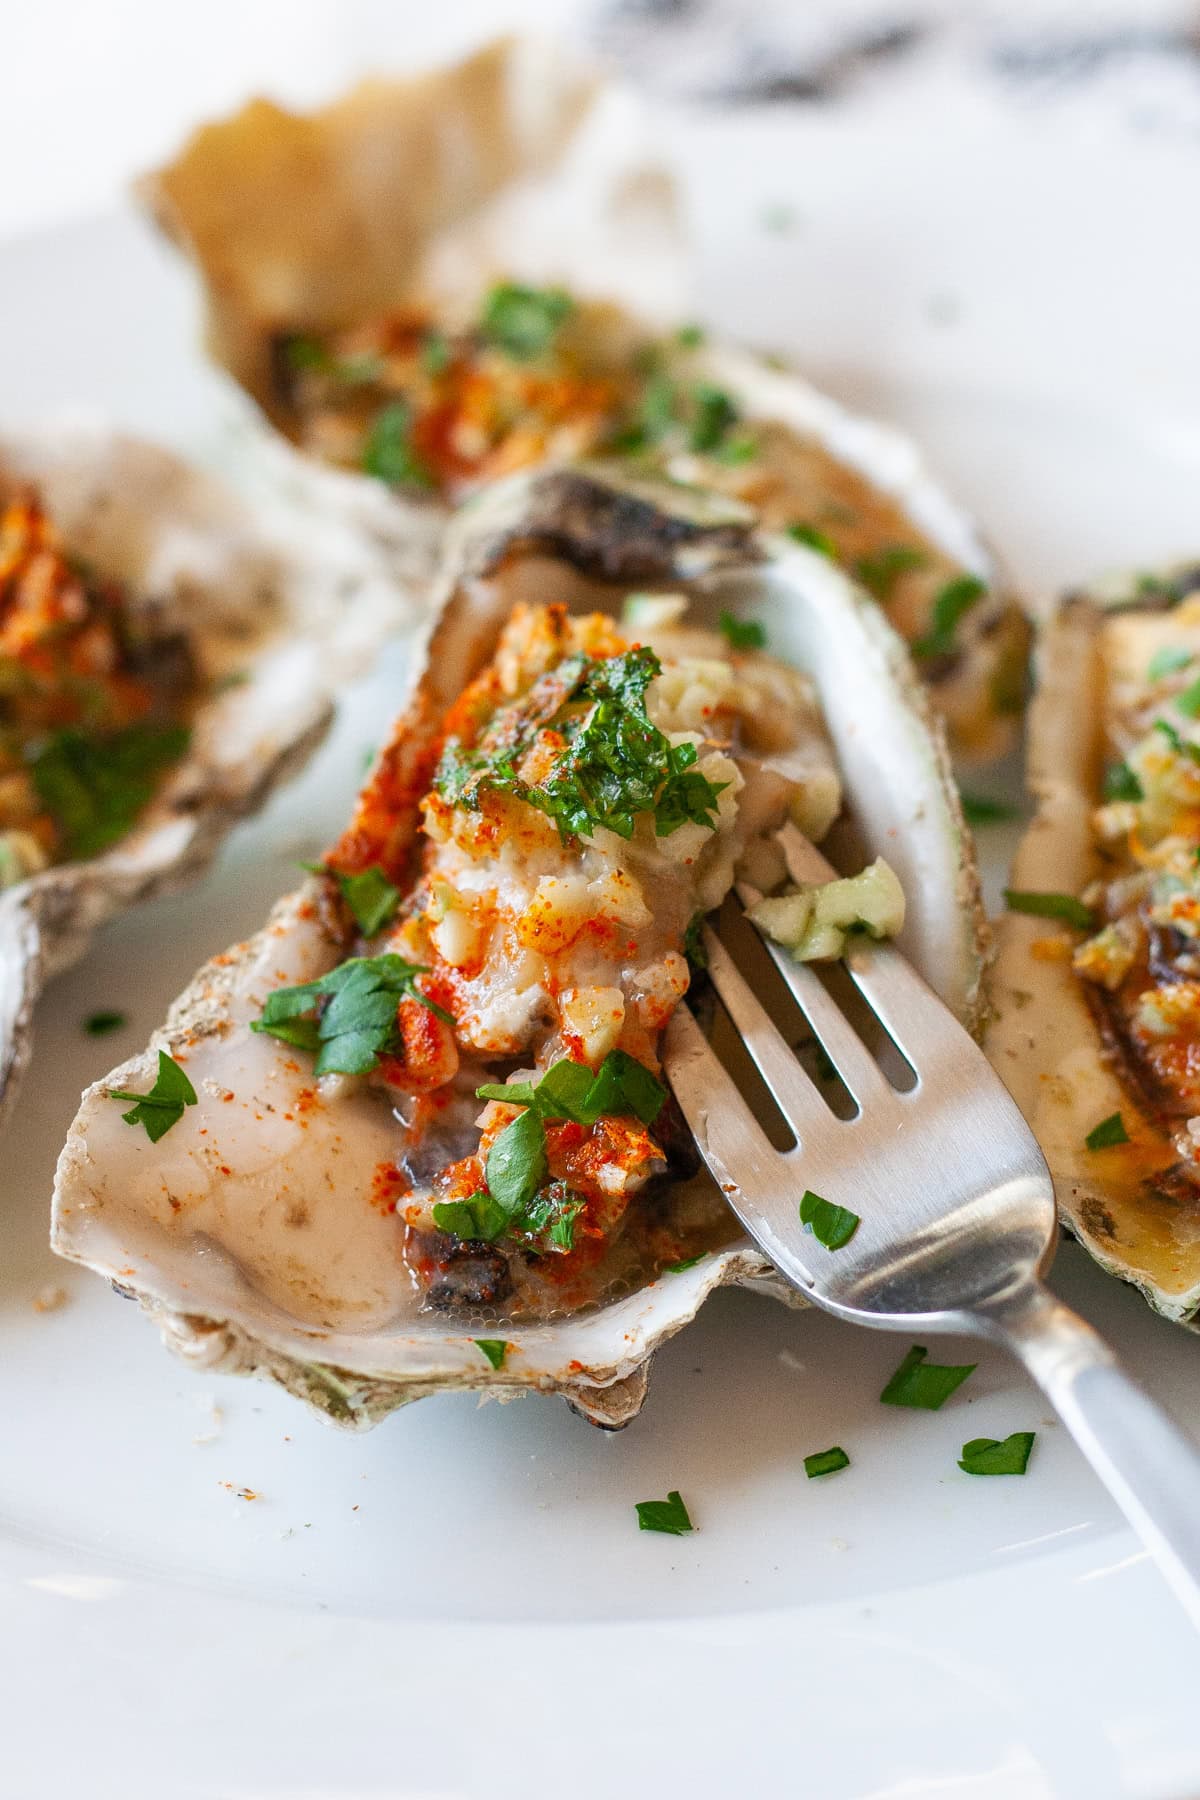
804,1446,850,1479
958,1431,1036,1476
251,953,452,1076
880,1344,976,1411
635,1490,694,1535
84,1011,127,1036
108,1050,197,1143
799,1189,860,1251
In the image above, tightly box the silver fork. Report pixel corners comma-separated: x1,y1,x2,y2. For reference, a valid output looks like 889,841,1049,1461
665,824,1200,1627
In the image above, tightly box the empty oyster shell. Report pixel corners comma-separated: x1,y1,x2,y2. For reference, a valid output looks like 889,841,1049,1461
53,467,988,1428
0,423,421,1126
988,560,1200,1323
141,36,1025,763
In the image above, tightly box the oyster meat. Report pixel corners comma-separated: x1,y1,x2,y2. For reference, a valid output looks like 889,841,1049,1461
0,423,424,1127
142,36,1025,763
989,560,1200,1323
53,468,988,1428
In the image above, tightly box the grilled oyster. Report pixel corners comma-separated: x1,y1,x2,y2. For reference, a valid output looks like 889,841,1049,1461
53,467,987,1428
142,37,1025,763
989,560,1200,1323
0,423,421,1126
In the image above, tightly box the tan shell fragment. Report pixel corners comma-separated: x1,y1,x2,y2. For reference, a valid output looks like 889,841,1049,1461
988,565,1200,1324
0,423,424,1127
53,467,989,1428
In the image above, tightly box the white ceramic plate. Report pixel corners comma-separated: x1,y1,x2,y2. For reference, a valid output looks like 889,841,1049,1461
5,85,1200,1799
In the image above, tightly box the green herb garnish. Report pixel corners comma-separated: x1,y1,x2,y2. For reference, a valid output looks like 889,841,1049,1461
1148,646,1192,682
362,402,432,488
880,1344,976,1411
688,383,739,453
635,1490,694,1535
804,1446,850,1478
474,1339,509,1371
435,646,727,843
1003,889,1094,930
718,612,767,651
84,1011,126,1036
676,323,706,348
1103,762,1143,802
913,574,988,660
480,282,573,360
958,1431,1035,1476
421,330,451,376
960,792,1020,825
854,544,926,598
108,1050,197,1143
432,1192,508,1243
251,953,452,1075
786,522,837,559
664,1254,706,1273
1152,718,1200,763
799,1189,860,1251
485,1104,548,1216
1176,676,1200,718
1085,1111,1129,1151
324,864,400,937
30,723,190,860
682,910,709,970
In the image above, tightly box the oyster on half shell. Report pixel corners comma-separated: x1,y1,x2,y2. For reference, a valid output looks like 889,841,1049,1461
0,424,422,1127
989,560,1200,1325
141,36,1026,764
53,467,988,1429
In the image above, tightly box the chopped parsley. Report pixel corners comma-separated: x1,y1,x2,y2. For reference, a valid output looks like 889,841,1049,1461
682,910,709,970
84,1011,127,1036
854,544,926,598
285,336,381,384
799,1188,860,1251
108,1050,197,1143
313,864,400,937
958,1431,1035,1476
421,330,451,376
960,792,1020,825
719,611,766,651
480,282,573,360
913,574,988,661
251,953,452,1076
635,1490,694,1535
435,646,727,843
1103,761,1143,802
1148,645,1192,681
362,401,432,488
1003,889,1094,930
30,723,190,860
804,1446,850,1478
1153,718,1200,763
786,522,836,559
675,323,706,348
664,1254,707,1273
880,1344,976,1411
1085,1111,1129,1151
474,1339,509,1371
1177,676,1200,718
688,383,739,454
433,1053,667,1251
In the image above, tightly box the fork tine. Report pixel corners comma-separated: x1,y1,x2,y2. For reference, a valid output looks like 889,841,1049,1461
729,899,895,1106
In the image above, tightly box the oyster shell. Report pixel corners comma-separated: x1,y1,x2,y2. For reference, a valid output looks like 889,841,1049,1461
141,36,1024,764
0,423,421,1126
988,561,1200,1323
53,467,988,1428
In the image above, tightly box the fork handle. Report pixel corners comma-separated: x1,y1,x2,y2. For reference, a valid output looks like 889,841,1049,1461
990,1284,1200,1628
